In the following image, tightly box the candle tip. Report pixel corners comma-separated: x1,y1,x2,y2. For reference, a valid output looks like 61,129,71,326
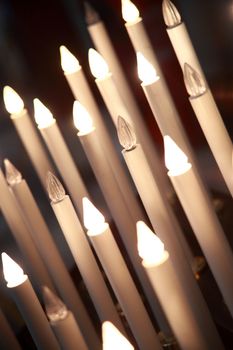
121,0,140,24
82,197,106,235
102,321,134,350
73,100,94,134
88,48,109,79
184,63,207,97
46,172,66,203
162,0,181,28
3,86,24,114
136,221,166,266
136,52,158,85
59,45,81,74
4,159,22,186
84,2,100,25
164,135,191,176
1,253,26,288
42,286,68,323
117,116,137,151
33,98,54,128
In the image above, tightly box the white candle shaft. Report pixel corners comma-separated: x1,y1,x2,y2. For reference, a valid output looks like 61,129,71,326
38,121,89,218
0,170,53,290
11,180,99,349
64,68,145,221
167,23,204,76
10,278,59,350
79,131,169,333
123,145,223,348
51,195,124,333
11,109,55,188
89,225,162,350
189,90,233,195
51,311,88,350
123,144,193,266
144,257,212,350
0,309,21,350
95,75,170,196
170,167,233,317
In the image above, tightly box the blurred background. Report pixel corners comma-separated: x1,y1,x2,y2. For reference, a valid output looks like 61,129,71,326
0,0,233,348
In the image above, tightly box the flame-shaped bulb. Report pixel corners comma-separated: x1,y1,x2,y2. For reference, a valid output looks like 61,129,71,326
184,63,207,97
83,197,107,235
3,86,24,115
88,49,109,79
162,0,181,28
121,0,140,24
117,116,137,150
59,46,81,74
73,101,94,135
42,286,68,323
33,99,55,128
164,135,191,176
137,52,158,85
102,321,134,350
2,253,27,288
4,159,22,186
46,172,66,203
84,2,100,25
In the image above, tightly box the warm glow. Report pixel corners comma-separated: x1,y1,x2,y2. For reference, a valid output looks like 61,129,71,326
33,99,55,128
82,197,107,235
102,321,134,350
59,45,81,74
3,86,24,115
164,136,191,176
73,101,94,135
137,222,167,267
88,48,109,80
136,52,158,85
1,253,27,288
121,0,140,24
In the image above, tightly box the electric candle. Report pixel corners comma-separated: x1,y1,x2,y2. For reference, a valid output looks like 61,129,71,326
43,287,88,350
3,86,55,188
33,98,89,218
2,253,59,350
184,63,233,196
0,309,21,350
4,159,96,344
0,169,53,290
165,136,233,318
83,198,162,350
59,46,144,223
47,171,124,337
102,321,134,350
74,103,169,331
162,0,204,77
88,48,170,197
117,117,223,348
137,222,219,350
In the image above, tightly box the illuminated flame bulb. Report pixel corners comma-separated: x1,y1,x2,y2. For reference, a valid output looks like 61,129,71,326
102,321,134,350
1,253,27,288
59,45,81,74
3,86,24,115
88,48,109,79
82,197,106,235
33,99,55,128
164,135,191,176
121,0,140,24
73,101,94,134
136,221,167,267
136,52,158,85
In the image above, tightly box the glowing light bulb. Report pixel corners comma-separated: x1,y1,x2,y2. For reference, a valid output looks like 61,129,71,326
162,0,181,28
73,101,94,135
33,99,55,128
4,159,22,186
1,253,27,288
183,63,207,98
117,116,137,150
137,221,167,267
102,321,134,350
164,136,191,176
82,197,107,235
46,172,66,203
88,49,109,79
121,0,140,24
3,86,24,115
59,46,81,74
136,52,158,85
43,286,68,323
